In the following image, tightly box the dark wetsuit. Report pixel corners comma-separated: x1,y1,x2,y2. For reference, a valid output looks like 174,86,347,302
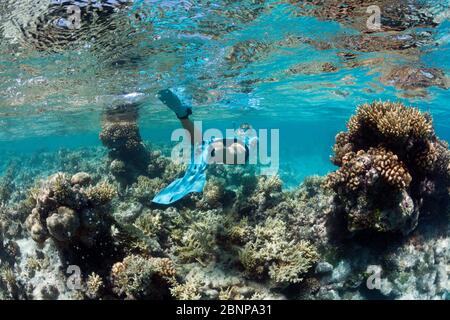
209,138,250,164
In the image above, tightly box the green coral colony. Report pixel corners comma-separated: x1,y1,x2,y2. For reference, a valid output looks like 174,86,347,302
0,101,449,300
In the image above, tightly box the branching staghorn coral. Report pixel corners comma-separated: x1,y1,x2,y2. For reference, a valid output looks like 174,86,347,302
129,176,165,206
239,217,318,285
171,209,223,263
170,277,202,300
345,101,433,146
0,265,20,299
127,208,171,254
227,217,253,245
85,181,117,207
327,101,450,234
85,273,103,299
110,254,176,299
234,175,283,218
134,210,165,239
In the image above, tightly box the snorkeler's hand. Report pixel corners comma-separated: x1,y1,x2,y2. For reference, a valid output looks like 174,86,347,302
157,89,192,119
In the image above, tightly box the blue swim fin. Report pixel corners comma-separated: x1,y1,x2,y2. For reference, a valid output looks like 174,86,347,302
152,145,209,205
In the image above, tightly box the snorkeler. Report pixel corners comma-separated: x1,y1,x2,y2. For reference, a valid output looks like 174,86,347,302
152,89,257,205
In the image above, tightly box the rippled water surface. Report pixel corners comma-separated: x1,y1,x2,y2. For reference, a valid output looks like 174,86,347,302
1,0,449,183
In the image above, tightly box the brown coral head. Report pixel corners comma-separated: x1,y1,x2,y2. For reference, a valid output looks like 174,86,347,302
326,147,412,192
371,148,412,190
99,121,142,151
331,132,353,166
415,141,438,172
347,101,433,143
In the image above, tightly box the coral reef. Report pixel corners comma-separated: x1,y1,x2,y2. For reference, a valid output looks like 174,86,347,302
0,220,3,250
170,277,202,300
201,178,226,208
0,266,21,299
129,176,166,206
100,103,150,186
0,121,449,300
234,175,283,219
110,255,176,299
85,272,103,299
2,0,448,302
100,103,185,189
239,217,318,285
24,172,117,257
0,165,15,204
326,101,450,234
170,209,224,264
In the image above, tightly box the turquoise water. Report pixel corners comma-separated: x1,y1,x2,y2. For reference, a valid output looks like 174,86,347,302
1,0,450,302
1,0,449,181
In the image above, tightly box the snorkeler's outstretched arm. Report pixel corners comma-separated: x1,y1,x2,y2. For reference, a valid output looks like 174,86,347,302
157,89,201,145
